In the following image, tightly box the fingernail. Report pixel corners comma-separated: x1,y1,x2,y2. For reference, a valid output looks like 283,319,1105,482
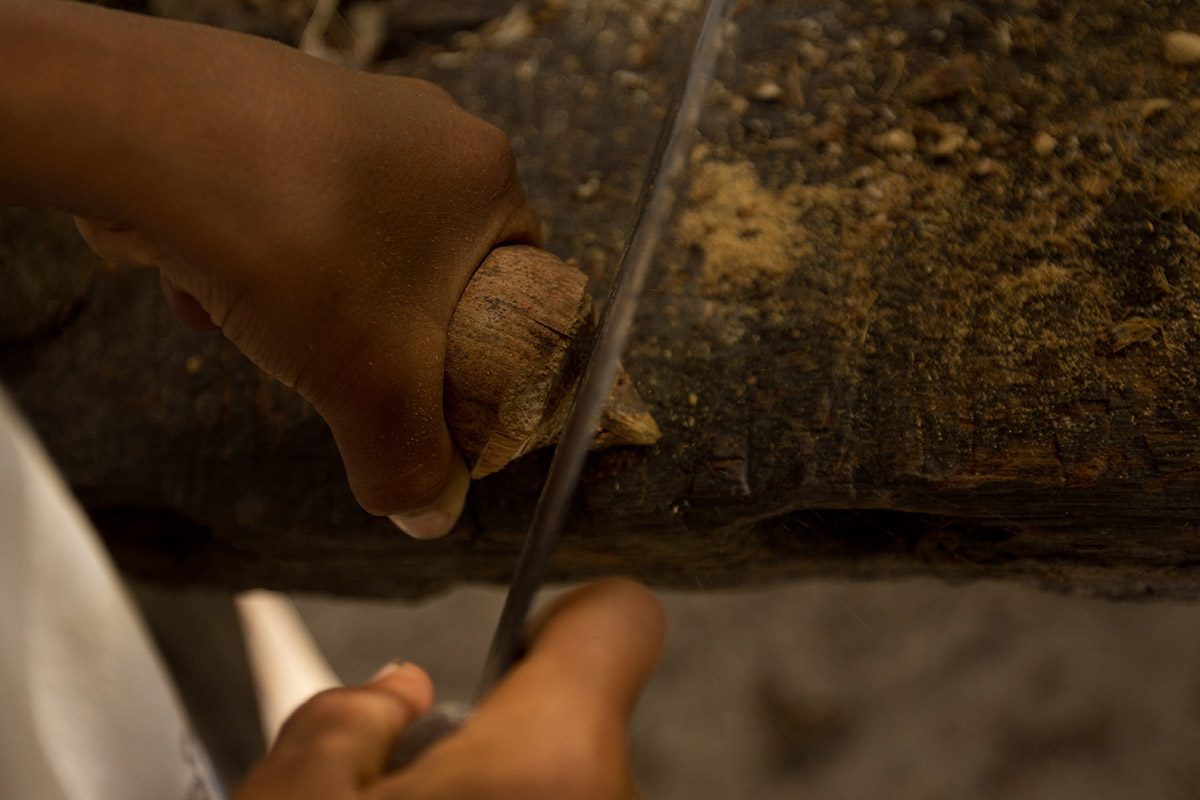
389,458,470,540
368,661,407,684
390,510,451,540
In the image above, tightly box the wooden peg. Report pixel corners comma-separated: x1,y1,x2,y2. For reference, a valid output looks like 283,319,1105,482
443,245,661,478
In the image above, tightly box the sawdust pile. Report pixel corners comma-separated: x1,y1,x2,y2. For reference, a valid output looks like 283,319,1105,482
674,152,905,288
675,157,814,285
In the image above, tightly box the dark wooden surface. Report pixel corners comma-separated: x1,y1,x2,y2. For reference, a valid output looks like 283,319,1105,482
6,0,1200,599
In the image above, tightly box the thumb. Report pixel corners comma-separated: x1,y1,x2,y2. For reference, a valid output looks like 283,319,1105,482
386,454,470,540
471,578,666,735
510,578,667,721
375,580,663,800
310,338,470,540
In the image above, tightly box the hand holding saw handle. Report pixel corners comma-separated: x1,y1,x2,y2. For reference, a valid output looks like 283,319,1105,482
387,0,732,768
236,580,664,800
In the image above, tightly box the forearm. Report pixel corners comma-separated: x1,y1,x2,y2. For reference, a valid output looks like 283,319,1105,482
0,0,341,226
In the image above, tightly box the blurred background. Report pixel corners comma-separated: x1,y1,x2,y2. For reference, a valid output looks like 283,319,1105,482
133,577,1200,799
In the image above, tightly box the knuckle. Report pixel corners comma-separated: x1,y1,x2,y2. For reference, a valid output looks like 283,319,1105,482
352,463,447,517
344,431,452,517
315,368,456,517
459,116,522,195
292,688,376,729
273,687,406,757
479,121,520,172
307,686,406,736
413,76,458,108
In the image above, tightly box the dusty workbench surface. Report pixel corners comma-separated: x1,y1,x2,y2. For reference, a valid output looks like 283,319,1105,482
5,0,1200,598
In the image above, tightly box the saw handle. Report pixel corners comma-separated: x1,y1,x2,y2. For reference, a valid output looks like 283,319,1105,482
385,702,473,770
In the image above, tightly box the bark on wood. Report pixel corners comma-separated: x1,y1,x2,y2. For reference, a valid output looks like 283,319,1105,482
5,0,1200,600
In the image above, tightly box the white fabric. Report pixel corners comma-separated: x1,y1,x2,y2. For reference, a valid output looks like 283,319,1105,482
0,391,223,800
235,589,341,745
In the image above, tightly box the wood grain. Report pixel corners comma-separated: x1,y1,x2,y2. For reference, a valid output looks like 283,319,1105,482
444,244,659,478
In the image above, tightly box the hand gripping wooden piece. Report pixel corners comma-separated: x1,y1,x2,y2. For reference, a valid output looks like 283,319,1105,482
443,244,661,478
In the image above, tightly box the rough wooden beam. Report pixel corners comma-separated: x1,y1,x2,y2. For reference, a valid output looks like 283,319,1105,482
4,0,1200,599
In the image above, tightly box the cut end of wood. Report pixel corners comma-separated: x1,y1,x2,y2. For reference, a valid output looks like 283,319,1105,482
594,366,662,450
465,365,661,479
444,244,661,479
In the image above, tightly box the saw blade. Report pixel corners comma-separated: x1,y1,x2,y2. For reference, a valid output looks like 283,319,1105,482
475,0,734,699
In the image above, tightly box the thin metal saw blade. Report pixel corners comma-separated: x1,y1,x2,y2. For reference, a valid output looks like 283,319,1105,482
476,0,734,698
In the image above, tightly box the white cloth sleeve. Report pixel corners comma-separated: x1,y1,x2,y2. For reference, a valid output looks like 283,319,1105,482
0,390,224,800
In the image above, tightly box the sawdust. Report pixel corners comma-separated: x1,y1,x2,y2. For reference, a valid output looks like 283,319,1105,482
613,0,701,15
676,158,813,286
673,151,905,289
